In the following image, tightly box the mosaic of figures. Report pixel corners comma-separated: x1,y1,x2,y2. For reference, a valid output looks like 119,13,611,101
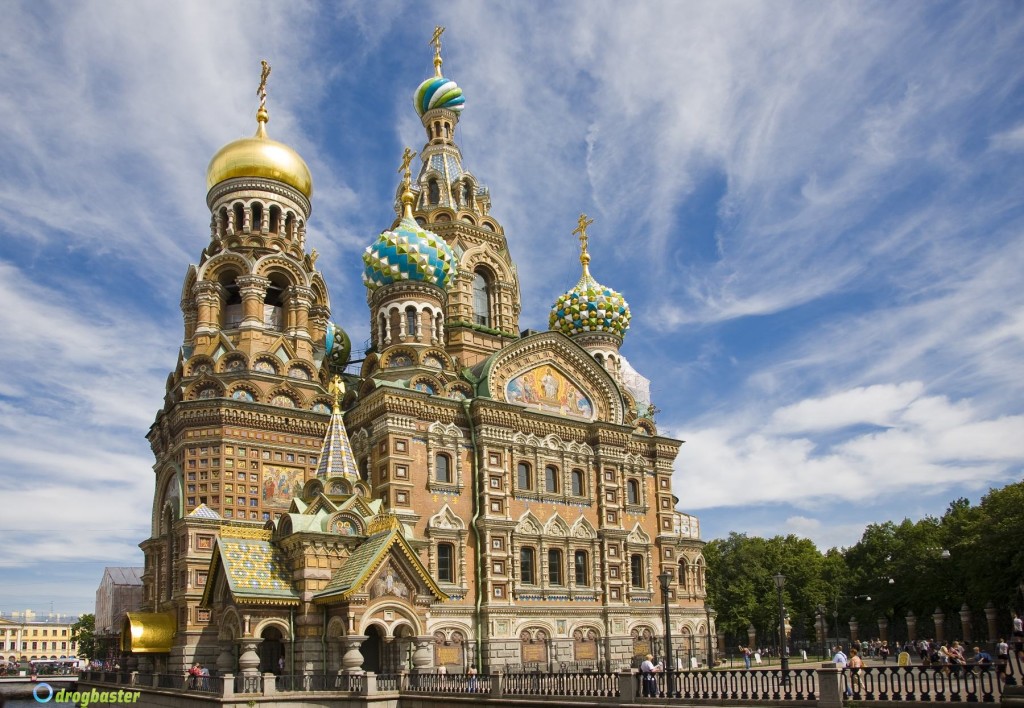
505,364,593,419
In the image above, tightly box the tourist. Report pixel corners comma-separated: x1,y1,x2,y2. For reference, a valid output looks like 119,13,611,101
1014,613,1024,658
640,653,662,697
467,663,478,692
832,645,851,697
740,645,752,670
997,638,1010,681
849,648,863,694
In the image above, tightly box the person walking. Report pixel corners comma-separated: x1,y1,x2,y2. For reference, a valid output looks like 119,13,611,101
640,653,662,697
849,648,864,695
833,645,851,697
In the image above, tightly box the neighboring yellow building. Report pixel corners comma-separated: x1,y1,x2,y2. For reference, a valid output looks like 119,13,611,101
0,616,79,661
130,35,710,677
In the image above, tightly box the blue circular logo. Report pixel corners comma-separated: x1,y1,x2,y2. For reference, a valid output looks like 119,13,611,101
33,682,54,703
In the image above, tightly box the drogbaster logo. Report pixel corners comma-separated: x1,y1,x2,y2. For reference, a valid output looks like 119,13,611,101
33,683,141,705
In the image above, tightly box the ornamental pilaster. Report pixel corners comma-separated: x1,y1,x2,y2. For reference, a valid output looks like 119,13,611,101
193,281,225,336
286,285,315,340
237,275,271,329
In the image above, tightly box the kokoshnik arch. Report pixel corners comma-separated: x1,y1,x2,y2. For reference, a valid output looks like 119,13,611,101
129,30,711,677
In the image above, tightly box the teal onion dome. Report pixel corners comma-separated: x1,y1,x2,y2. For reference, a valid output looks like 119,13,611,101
324,322,352,372
362,216,458,292
549,271,631,340
414,76,465,116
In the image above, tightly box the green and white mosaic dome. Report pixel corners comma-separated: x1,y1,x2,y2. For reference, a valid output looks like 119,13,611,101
362,216,458,292
549,271,631,340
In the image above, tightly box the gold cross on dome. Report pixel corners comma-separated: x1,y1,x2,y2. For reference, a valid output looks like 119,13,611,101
572,213,594,255
257,60,271,108
328,374,345,411
430,26,446,77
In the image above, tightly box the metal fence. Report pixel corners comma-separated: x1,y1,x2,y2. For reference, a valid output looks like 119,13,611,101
504,671,617,697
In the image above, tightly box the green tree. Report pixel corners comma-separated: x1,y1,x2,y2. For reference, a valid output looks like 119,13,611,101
71,613,96,659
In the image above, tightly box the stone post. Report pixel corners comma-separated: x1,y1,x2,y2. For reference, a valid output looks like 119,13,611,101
238,639,262,676
906,611,917,642
340,635,368,674
490,669,504,697
817,663,844,708
361,671,378,696
933,609,945,644
221,673,234,698
617,669,637,704
849,618,859,645
985,603,999,644
747,624,757,650
960,603,973,644
878,617,889,644
262,672,276,695
411,636,435,674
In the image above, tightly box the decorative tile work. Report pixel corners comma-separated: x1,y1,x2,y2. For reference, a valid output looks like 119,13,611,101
549,270,631,340
362,217,457,291
219,539,297,599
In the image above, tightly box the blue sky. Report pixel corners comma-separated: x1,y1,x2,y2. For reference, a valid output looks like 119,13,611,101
1,1,1022,618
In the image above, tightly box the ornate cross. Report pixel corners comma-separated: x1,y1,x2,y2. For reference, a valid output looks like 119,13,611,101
398,147,416,181
572,213,594,255
329,374,345,411
257,60,271,108
430,25,445,76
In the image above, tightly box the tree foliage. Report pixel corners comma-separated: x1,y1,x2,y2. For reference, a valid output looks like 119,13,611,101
71,613,96,659
705,481,1024,646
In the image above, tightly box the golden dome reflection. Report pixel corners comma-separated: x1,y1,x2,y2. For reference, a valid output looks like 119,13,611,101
206,116,313,199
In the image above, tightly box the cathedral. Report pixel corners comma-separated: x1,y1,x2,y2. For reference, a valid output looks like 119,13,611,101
126,33,709,678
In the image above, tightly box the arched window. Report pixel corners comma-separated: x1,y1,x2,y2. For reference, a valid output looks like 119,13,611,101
269,205,281,234
678,560,688,591
548,549,563,586
461,181,472,207
574,550,589,586
251,202,263,231
520,547,536,585
472,271,491,326
517,462,532,491
221,276,242,329
435,454,452,484
544,465,559,493
263,275,286,331
571,470,584,496
232,202,245,233
437,542,454,583
696,559,704,589
428,179,440,205
630,554,644,588
405,306,417,338
627,479,640,505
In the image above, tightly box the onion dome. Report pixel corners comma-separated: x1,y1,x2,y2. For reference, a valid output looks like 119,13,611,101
206,62,313,198
324,322,352,372
363,154,458,292
413,76,465,116
549,215,632,340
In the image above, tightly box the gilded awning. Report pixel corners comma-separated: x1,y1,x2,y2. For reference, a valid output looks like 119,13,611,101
121,612,175,654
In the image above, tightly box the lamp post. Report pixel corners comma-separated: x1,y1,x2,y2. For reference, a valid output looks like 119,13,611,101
817,604,827,660
706,605,715,668
659,571,675,698
773,574,790,680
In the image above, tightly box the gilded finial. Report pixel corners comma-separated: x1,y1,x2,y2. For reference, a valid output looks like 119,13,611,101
398,147,417,219
430,26,445,78
572,213,594,273
255,60,271,133
328,374,345,412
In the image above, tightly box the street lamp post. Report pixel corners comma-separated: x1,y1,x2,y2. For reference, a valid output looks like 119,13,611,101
817,604,827,660
659,571,675,698
773,574,790,681
706,606,715,668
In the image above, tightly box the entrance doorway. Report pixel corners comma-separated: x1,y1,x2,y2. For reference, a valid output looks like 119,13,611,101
259,626,284,674
361,625,383,674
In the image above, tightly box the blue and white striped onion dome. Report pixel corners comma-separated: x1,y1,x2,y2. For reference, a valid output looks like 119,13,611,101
362,216,458,292
549,272,631,340
414,76,465,116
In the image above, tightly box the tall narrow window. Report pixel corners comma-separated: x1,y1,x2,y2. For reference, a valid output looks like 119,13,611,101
435,454,451,484
251,202,263,231
545,465,559,493
520,547,536,584
472,271,491,326
428,179,440,205
548,549,563,586
630,554,644,588
437,542,454,583
627,479,640,505
405,307,417,338
517,462,532,491
571,470,584,496
574,550,589,586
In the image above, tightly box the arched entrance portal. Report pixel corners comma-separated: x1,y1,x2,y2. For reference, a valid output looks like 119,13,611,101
360,625,384,674
259,626,284,674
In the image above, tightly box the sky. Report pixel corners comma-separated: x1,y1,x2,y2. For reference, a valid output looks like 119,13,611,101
0,1,1022,618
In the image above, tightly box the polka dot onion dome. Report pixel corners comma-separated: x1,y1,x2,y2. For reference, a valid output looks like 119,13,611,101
549,273,631,339
414,76,465,116
362,216,458,292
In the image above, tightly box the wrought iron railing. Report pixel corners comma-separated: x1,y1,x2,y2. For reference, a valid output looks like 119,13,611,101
504,671,615,696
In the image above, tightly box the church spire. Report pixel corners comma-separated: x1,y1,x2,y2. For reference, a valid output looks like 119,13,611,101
315,375,359,480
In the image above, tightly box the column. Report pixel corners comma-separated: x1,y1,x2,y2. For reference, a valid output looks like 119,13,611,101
985,603,999,644
238,639,262,676
339,635,367,675
747,625,757,652
411,636,435,674
193,281,224,337
216,641,235,674
285,285,314,341
933,609,945,644
849,618,859,645
237,275,270,329
878,618,889,644
959,604,972,644
906,611,917,642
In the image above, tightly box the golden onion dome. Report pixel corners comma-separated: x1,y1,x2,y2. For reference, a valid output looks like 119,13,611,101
206,106,313,199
